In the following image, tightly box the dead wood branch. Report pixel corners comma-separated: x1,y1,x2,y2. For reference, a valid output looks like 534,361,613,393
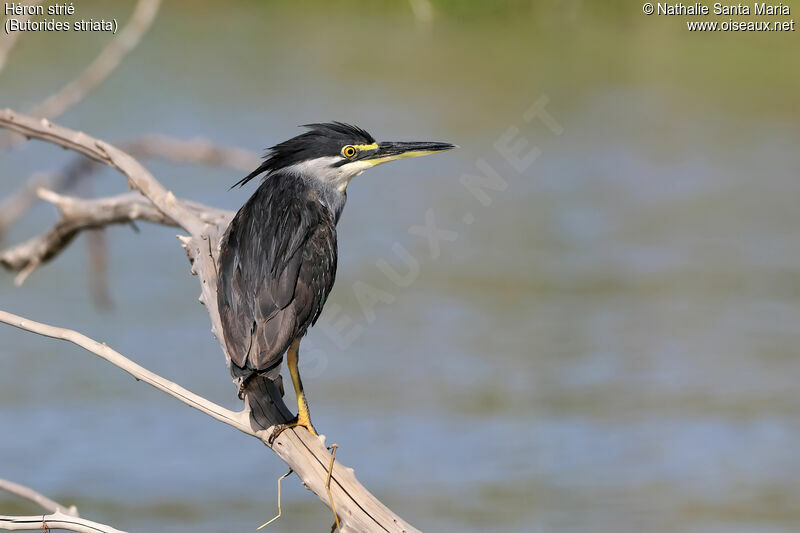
0,478,78,517
0,308,256,433
122,134,261,172
0,109,205,235
0,0,43,74
0,109,421,533
0,134,257,306
0,0,162,151
0,190,230,284
0,512,125,533
0,478,123,533
0,134,258,242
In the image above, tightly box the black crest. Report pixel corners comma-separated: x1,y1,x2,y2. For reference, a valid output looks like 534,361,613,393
233,122,375,188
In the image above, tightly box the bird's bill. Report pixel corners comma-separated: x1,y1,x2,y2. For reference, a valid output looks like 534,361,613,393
364,141,456,166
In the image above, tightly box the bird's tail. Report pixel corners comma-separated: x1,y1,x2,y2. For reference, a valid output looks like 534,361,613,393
243,373,295,432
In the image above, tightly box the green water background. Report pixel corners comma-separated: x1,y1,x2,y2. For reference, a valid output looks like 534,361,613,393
2,1,800,531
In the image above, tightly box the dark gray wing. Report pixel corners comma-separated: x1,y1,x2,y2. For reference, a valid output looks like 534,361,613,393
217,173,337,376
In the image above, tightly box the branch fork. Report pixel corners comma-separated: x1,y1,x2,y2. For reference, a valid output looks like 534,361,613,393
0,109,420,533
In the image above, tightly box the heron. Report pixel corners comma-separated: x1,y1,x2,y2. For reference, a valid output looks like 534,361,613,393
217,122,454,439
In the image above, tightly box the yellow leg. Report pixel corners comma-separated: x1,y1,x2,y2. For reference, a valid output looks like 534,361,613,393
269,338,318,443
287,338,317,435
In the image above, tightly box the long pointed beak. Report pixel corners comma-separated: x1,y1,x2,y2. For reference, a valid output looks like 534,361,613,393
363,141,456,166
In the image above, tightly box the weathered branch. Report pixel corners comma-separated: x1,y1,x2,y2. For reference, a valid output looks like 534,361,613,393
0,135,257,304
0,134,258,244
0,189,230,284
122,134,261,172
0,110,421,533
0,0,42,73
0,512,125,533
0,478,123,533
0,109,205,236
0,478,78,517
0,0,162,151
0,309,257,433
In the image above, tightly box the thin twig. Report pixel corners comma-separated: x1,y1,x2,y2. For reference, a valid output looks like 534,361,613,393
0,479,78,517
256,469,293,530
0,511,125,533
0,135,258,240
0,0,43,73
0,0,162,151
0,309,254,434
0,190,230,281
123,134,261,172
0,109,205,236
326,445,342,533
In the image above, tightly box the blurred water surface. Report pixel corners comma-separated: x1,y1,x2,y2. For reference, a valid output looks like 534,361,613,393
2,1,800,532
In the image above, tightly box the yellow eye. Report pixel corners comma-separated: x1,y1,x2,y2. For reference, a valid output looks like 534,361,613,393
342,145,357,158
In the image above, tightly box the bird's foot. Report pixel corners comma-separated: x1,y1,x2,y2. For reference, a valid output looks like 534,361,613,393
268,414,318,444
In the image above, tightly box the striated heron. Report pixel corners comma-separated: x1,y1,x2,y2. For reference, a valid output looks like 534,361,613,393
217,122,454,439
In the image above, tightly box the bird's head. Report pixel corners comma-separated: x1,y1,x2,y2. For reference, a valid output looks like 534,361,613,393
233,122,455,191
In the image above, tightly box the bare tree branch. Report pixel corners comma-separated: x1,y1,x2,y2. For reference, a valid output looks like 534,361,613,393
0,0,43,74
0,110,422,533
0,189,230,284
27,0,161,120
123,134,261,172
0,134,257,305
1,0,171,304
0,479,78,517
0,135,256,234
0,511,125,533
0,134,258,243
0,290,418,533
0,479,122,533
0,109,205,236
0,309,255,432
0,0,162,151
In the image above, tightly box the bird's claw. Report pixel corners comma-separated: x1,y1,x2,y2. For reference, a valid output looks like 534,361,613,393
268,416,318,445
